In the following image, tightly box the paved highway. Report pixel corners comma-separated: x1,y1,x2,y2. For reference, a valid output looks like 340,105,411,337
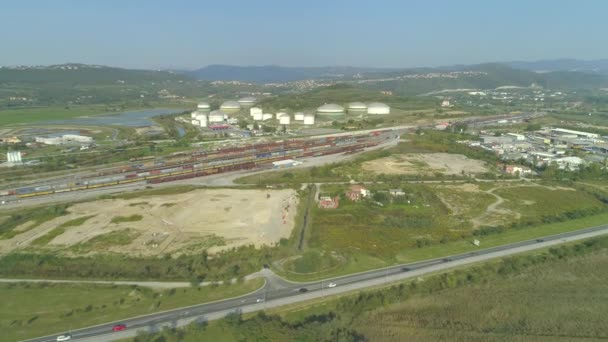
25,223,608,342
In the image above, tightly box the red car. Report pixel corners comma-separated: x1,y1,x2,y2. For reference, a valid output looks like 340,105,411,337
112,324,127,332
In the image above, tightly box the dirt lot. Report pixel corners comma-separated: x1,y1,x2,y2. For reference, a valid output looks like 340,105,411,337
362,153,489,176
0,189,298,256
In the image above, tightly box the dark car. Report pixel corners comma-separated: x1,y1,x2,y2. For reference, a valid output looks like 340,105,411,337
112,324,127,332
298,288,308,293
536,239,544,243
401,267,411,272
442,258,453,262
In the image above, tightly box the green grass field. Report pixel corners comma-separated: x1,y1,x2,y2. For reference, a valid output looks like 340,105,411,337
0,106,109,125
1,278,264,341
278,210,608,282
495,185,606,219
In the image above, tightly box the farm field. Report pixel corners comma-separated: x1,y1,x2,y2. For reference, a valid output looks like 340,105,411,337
0,189,298,256
0,278,264,342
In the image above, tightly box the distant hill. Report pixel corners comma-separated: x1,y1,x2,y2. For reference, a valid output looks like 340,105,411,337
0,64,199,109
188,65,399,83
188,63,608,94
507,59,608,74
0,63,190,85
354,63,608,96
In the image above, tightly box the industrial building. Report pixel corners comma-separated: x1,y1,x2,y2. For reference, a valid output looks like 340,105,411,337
6,151,22,164
238,96,257,107
294,112,305,121
317,103,345,116
35,134,93,145
220,101,241,113
262,113,273,121
367,102,390,115
551,128,599,139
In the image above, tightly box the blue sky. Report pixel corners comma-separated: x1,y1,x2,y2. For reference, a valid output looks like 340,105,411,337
1,0,607,69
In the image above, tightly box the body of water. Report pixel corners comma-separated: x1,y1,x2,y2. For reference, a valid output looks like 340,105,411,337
43,108,187,127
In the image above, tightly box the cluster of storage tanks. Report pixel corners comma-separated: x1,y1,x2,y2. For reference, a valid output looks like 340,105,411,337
249,107,316,125
317,102,391,116
189,98,388,128
191,97,258,127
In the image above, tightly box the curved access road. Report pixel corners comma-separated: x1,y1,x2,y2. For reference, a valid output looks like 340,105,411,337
25,223,608,342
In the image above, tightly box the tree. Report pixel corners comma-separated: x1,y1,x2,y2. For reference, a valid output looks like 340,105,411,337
526,123,541,131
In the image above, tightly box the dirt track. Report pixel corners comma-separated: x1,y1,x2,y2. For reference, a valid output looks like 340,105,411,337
362,153,488,176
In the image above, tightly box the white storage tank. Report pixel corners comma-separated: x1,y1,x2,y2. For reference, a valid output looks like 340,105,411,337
294,112,305,121
252,111,263,121
209,110,226,123
278,114,291,125
348,102,367,113
238,96,257,107
367,102,390,115
197,102,210,111
262,113,273,121
250,107,262,117
317,103,345,116
194,113,208,127
220,100,241,113
303,113,315,125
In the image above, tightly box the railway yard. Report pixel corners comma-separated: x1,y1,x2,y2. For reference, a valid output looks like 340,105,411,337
0,128,403,204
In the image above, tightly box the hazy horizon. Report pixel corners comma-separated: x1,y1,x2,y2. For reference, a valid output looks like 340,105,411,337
2,0,608,70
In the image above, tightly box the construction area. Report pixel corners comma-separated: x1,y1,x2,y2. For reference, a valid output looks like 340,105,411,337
0,189,298,256
362,153,489,176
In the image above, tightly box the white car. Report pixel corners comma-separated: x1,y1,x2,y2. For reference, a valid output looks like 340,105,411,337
256,298,264,303
56,335,72,342
327,282,337,288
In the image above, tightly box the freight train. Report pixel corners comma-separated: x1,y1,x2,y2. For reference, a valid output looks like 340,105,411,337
3,129,399,199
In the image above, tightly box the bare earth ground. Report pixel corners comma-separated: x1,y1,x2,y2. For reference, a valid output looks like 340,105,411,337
0,189,298,256
362,153,489,176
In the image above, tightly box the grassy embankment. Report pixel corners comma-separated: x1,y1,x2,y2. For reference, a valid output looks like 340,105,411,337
0,278,264,342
